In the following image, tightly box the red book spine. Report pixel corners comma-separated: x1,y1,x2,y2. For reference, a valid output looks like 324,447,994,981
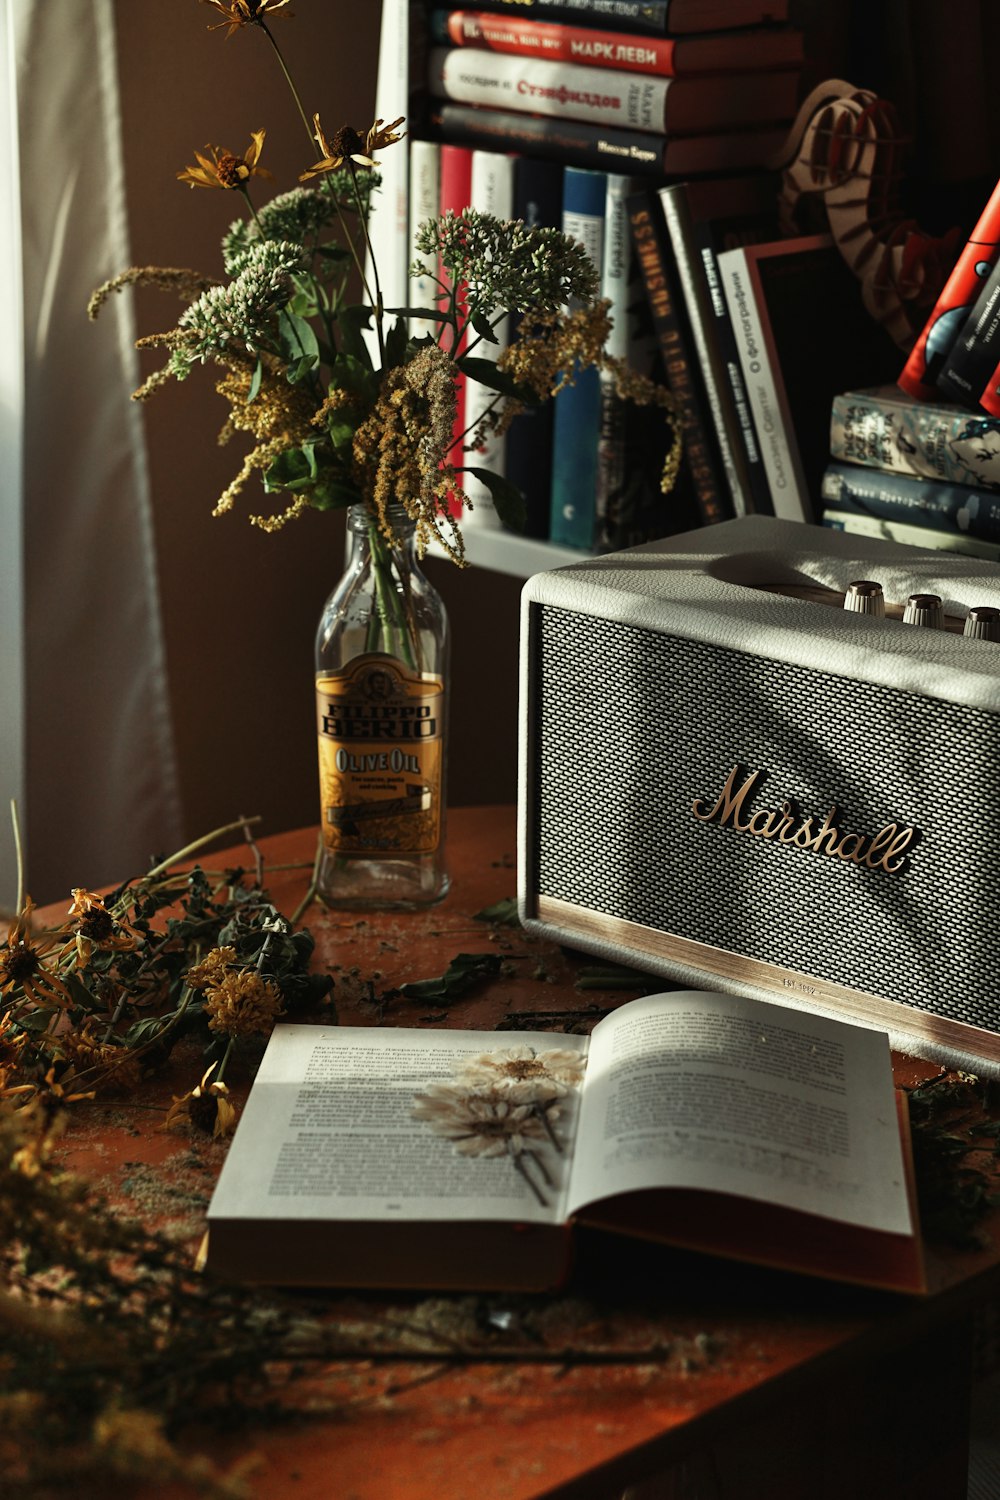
899,174,1000,401
438,143,474,517
442,10,678,76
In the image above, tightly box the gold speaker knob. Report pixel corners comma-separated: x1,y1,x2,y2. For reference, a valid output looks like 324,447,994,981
963,606,1000,641
903,593,944,629
843,580,885,616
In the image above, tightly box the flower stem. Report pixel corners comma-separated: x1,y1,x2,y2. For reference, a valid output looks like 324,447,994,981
259,20,314,149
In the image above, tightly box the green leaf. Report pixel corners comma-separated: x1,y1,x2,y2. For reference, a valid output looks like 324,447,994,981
399,952,504,1003
386,304,449,325
461,467,526,532
286,352,319,384
473,896,521,927
248,359,262,402
315,243,352,264
383,314,409,372
470,309,499,344
277,307,320,364
263,444,318,493
458,356,536,402
338,304,374,368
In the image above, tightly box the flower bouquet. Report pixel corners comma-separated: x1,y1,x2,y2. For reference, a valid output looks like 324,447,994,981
89,0,680,569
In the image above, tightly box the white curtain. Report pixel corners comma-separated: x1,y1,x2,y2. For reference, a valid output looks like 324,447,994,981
0,0,182,908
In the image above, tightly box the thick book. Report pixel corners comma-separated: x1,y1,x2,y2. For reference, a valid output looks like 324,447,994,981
430,11,804,76
934,254,1000,410
204,991,925,1295
549,167,606,549
430,102,791,177
658,177,778,518
428,47,799,136
829,385,1000,493
822,508,1000,563
458,0,790,36
821,460,1000,545
627,189,732,526
504,155,563,538
899,173,1000,401
718,236,899,523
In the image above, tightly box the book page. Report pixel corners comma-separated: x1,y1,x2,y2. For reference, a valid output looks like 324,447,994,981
565,991,912,1236
209,1024,588,1227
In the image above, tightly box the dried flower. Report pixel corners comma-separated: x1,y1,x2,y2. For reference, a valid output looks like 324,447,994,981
163,1063,238,1138
0,901,73,1009
454,1045,587,1101
412,1082,553,1158
203,969,284,1037
177,129,271,191
185,945,239,989
201,0,293,38
68,888,139,968
300,113,405,181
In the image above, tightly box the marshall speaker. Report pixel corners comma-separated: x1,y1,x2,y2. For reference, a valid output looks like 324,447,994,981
518,516,1000,1072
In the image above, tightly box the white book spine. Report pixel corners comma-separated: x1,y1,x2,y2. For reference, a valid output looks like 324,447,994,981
717,246,811,523
365,0,410,362
462,149,515,525
408,139,441,342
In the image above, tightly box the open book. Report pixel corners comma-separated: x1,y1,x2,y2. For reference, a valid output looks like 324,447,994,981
205,991,925,1294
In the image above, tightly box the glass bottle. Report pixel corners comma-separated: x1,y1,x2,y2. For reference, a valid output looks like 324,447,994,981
314,504,449,908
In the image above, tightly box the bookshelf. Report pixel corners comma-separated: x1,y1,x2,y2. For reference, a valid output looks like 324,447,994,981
368,0,646,579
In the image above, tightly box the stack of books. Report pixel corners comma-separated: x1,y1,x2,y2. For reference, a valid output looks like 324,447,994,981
820,385,1000,562
426,0,803,178
409,0,807,549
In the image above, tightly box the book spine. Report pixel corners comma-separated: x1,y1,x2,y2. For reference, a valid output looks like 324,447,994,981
934,256,1000,409
431,102,787,179
504,156,563,538
594,174,634,543
429,45,671,133
821,461,1000,543
549,167,607,549
829,390,1000,492
462,148,515,524
821,508,1000,563
439,143,475,515
365,0,411,356
718,244,811,521
431,9,681,75
694,222,771,515
449,0,673,36
659,185,753,518
407,139,441,342
898,173,1000,400
431,11,803,75
627,191,731,525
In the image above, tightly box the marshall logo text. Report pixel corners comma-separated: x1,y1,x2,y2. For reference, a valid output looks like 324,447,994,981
692,765,916,875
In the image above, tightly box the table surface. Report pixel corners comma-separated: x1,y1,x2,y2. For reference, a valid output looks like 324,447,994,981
42,806,1000,1500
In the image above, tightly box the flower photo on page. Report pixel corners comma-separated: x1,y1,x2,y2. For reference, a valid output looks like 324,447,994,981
412,1046,585,1206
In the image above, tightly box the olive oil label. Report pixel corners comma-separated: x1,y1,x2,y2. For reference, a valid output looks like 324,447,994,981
316,654,444,856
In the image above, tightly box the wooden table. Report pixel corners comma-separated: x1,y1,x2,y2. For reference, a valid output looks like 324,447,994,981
46,807,1000,1500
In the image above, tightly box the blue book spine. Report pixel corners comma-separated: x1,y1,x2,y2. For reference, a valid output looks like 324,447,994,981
505,156,563,538
821,461,1000,543
549,167,607,550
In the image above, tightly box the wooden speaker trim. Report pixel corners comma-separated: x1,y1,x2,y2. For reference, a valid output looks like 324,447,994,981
535,895,1000,1067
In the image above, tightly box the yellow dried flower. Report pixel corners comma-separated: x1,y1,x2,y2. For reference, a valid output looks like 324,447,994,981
185,946,238,989
204,970,284,1037
163,1064,238,1139
301,113,405,181
178,130,271,191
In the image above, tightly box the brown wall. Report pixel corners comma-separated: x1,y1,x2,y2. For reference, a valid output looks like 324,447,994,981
113,1,521,854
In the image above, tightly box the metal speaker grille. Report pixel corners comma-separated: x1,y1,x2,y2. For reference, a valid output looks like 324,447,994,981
529,604,1000,1033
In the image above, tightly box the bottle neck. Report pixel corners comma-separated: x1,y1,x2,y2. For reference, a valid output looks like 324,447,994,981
347,504,417,564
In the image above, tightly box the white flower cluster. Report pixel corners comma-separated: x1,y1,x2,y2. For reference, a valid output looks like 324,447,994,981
412,210,600,318
221,186,350,275
176,239,305,367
